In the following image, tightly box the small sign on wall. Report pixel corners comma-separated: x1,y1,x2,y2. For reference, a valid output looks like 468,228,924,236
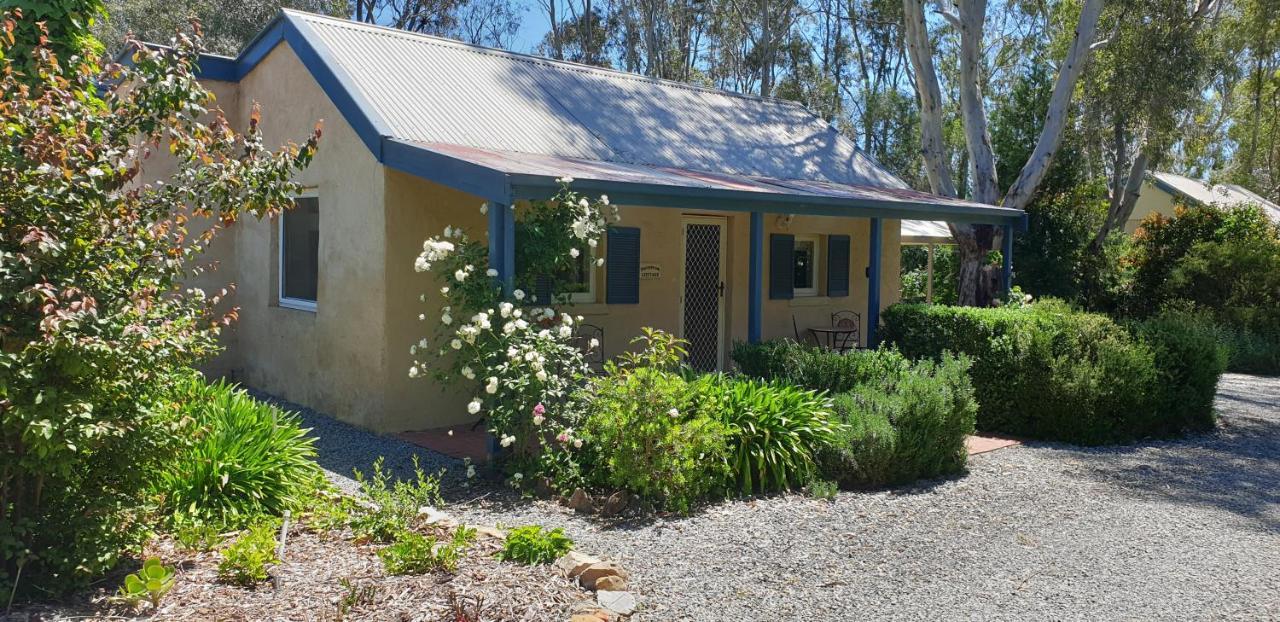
639,262,662,280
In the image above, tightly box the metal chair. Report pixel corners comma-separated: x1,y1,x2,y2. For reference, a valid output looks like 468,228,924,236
574,323,605,368
831,310,861,352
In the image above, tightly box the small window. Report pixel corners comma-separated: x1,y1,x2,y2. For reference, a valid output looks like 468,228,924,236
279,195,319,310
561,252,596,304
793,235,820,297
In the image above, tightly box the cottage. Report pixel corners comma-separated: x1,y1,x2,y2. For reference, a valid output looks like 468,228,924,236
164,10,1024,432
1127,171,1280,232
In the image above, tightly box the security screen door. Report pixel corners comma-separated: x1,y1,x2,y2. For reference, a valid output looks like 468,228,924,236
681,217,726,371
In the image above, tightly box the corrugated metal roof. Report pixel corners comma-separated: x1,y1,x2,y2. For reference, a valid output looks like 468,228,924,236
292,11,908,189
901,220,953,243
1151,172,1280,224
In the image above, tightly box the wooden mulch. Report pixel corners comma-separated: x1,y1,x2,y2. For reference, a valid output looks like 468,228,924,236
11,520,591,622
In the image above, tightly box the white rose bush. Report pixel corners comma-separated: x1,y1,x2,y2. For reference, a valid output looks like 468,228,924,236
409,179,618,487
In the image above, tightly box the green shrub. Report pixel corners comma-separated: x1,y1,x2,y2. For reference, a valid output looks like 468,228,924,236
349,457,443,543
881,301,1222,444
693,376,842,494
156,378,327,528
0,22,316,594
1134,310,1227,434
217,521,280,587
581,331,731,512
818,355,976,487
498,526,573,565
173,520,224,553
731,340,909,393
378,526,476,575
1214,325,1280,375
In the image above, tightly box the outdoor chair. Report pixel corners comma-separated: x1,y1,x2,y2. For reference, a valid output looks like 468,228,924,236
831,310,861,352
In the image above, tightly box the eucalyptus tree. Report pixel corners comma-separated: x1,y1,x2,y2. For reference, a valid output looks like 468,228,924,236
900,0,1107,305
98,0,345,54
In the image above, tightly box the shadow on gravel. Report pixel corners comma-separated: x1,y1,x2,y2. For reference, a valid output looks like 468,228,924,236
1062,375,1280,534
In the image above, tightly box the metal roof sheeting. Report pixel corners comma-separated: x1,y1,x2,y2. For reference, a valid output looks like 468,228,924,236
1151,172,1280,224
292,11,908,189
901,220,954,243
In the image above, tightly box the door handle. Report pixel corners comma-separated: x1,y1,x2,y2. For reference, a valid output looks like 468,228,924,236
717,281,725,298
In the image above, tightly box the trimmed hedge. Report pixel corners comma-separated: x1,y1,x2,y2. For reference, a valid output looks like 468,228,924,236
880,302,1225,444
730,343,976,488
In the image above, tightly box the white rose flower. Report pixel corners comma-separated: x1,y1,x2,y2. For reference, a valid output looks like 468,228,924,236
667,407,680,418
440,286,450,295
480,202,489,215
486,268,499,277
573,438,584,449
596,258,605,267
499,302,514,318
500,435,516,448
461,366,475,379
414,257,430,272
451,339,463,350
536,370,548,382
588,238,598,248
485,377,499,394
512,309,523,318
600,194,609,205
569,248,580,258
513,289,526,300
454,269,467,282
441,314,452,325
408,366,420,378
558,325,573,339
467,399,482,414
589,338,600,349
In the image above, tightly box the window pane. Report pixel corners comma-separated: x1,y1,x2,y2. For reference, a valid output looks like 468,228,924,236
560,253,591,294
794,240,815,290
282,197,319,303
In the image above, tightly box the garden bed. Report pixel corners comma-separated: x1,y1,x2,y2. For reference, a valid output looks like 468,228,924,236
15,519,587,621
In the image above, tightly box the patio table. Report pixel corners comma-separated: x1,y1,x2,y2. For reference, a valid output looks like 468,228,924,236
807,326,860,353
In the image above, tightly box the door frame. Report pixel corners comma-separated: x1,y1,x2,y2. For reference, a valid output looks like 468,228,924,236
678,215,728,370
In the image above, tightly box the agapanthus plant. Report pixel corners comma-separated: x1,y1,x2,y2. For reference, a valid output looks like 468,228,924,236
409,179,617,460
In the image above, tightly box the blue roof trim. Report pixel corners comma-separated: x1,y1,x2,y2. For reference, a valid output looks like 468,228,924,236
284,16,392,159
507,177,1025,225
383,140,512,204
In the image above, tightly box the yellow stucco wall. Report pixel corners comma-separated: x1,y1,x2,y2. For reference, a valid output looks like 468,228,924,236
1126,181,1179,233
161,42,906,433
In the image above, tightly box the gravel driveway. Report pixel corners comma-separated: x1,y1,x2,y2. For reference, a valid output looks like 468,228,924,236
316,374,1280,621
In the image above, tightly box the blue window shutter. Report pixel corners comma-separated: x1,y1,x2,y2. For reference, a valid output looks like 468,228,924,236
827,234,851,297
606,227,640,304
769,234,794,300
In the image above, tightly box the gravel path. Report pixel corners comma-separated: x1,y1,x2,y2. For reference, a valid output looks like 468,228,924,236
313,374,1280,621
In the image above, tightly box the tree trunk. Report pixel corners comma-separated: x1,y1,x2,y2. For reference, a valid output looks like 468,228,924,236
958,0,999,205
1001,0,1105,211
901,0,957,198
1093,144,1151,249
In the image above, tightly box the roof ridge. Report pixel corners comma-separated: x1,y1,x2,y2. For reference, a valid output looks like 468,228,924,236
282,9,811,110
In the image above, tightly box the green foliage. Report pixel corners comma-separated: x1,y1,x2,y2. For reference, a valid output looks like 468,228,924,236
349,457,443,543
900,245,958,305
4,0,106,75
581,331,731,512
377,526,476,575
1013,181,1110,302
217,521,279,587
1118,204,1280,373
97,0,347,56
497,526,573,565
804,479,838,501
730,339,910,394
0,17,317,594
173,520,224,553
732,343,975,487
1133,309,1228,433
881,301,1224,444
111,557,175,609
692,376,841,494
820,354,976,487
156,378,326,528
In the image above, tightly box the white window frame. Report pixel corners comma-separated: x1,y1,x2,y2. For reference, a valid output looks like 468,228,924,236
793,234,821,297
568,262,597,304
278,190,319,312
